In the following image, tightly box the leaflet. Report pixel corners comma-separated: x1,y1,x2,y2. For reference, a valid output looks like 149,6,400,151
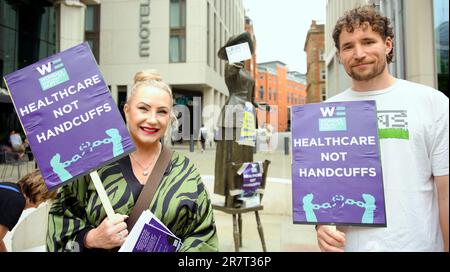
119,210,182,252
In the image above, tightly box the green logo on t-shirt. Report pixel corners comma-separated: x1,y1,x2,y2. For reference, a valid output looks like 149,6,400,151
377,110,409,140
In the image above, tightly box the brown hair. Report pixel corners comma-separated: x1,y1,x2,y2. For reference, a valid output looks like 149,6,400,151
17,169,57,204
333,5,394,63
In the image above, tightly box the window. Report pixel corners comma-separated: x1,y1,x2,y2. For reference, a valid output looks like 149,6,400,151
85,5,100,63
268,88,272,100
170,0,186,63
321,87,327,101
220,23,223,76
170,35,186,62
320,69,326,80
170,0,185,28
259,86,264,99
207,2,210,67
214,13,217,71
85,6,94,31
1,0,56,89
273,89,277,101
232,3,235,33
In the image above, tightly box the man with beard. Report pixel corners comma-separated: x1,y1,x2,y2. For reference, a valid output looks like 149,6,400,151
315,5,448,252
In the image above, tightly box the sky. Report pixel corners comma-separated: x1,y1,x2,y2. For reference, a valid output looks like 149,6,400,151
243,0,326,74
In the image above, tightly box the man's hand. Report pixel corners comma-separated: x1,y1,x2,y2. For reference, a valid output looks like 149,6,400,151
435,175,449,251
316,225,346,252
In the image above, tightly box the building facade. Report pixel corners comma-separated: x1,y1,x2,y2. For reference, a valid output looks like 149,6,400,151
256,61,306,132
304,20,326,103
0,0,247,143
98,0,245,139
0,0,93,88
325,0,449,98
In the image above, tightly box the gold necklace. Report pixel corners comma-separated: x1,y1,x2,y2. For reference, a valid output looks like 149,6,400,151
130,145,161,176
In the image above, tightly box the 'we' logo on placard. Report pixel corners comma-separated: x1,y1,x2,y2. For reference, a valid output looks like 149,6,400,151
318,106,347,132
320,106,346,118
36,58,70,91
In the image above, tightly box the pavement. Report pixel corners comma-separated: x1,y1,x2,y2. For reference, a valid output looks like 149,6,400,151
171,141,320,252
1,137,320,252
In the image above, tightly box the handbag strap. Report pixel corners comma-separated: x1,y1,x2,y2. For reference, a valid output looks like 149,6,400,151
127,145,172,231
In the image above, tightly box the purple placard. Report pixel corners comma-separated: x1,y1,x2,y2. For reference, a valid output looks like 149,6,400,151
4,42,135,191
291,101,386,226
241,163,262,197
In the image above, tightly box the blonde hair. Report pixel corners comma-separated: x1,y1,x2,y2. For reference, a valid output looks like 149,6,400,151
17,169,57,204
128,69,173,106
128,69,178,143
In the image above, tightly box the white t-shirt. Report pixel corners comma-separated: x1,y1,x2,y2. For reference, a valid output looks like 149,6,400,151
200,127,208,139
327,79,449,252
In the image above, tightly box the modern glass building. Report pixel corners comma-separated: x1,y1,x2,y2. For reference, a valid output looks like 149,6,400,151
0,0,93,140
0,0,56,141
0,0,56,89
434,0,449,93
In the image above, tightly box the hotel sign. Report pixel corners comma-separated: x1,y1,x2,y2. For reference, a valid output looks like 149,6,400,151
139,0,150,58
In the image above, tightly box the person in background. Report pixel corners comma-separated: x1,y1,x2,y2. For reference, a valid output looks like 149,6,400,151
265,123,274,153
316,5,449,252
199,124,208,152
9,130,27,159
0,169,57,252
47,70,218,252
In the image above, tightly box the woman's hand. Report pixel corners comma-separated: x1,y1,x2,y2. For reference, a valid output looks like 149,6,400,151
85,214,129,250
316,225,346,252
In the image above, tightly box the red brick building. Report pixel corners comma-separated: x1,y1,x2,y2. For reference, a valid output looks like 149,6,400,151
255,61,306,131
304,20,326,103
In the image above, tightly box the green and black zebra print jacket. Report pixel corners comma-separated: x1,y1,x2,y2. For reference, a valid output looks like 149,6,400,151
46,151,218,252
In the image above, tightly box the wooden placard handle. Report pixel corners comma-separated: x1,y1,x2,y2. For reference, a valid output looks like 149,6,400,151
90,171,116,220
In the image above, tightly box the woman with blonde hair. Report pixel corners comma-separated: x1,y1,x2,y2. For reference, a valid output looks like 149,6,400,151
47,70,218,252
0,169,57,252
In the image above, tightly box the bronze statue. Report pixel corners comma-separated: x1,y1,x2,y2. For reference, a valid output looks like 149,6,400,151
214,32,257,207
